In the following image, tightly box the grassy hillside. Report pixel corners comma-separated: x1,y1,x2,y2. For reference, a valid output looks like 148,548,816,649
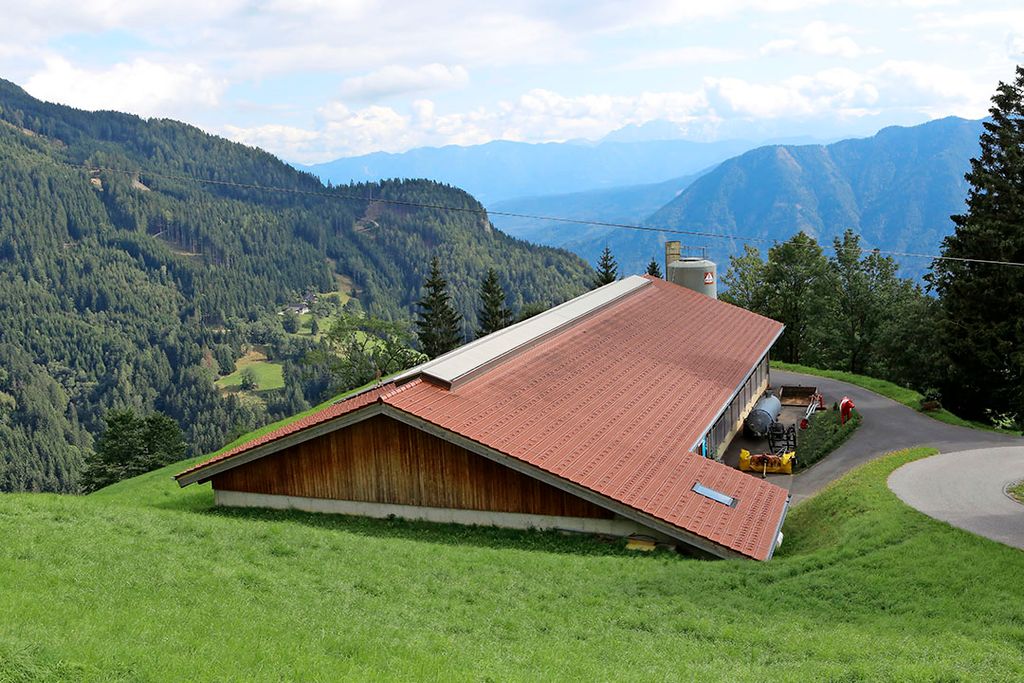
2,447,1023,680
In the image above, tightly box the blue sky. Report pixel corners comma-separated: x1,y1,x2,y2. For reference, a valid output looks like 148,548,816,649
3,1,1022,163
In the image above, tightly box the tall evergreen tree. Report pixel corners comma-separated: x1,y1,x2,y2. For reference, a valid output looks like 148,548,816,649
476,268,513,338
646,258,662,278
931,65,1024,425
594,246,619,288
415,257,464,358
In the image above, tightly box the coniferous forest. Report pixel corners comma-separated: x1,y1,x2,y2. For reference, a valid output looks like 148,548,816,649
0,79,592,492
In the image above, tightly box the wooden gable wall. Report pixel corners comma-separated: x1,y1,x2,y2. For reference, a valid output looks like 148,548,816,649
212,414,614,519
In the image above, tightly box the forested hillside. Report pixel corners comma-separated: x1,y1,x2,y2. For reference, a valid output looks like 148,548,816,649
0,79,590,493
646,117,984,273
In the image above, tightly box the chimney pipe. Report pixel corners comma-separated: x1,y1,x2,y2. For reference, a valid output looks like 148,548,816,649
664,240,681,276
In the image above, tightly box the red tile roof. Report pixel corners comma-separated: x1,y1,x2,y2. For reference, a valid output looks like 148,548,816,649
178,277,788,560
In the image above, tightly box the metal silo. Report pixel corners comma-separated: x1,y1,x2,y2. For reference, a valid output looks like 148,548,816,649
666,257,717,298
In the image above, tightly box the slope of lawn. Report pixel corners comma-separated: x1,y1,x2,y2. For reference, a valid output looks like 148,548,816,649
773,361,1022,435
3,446,1023,680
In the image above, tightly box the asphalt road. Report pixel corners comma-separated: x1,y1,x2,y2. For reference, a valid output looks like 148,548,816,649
763,370,1020,503
888,447,1024,550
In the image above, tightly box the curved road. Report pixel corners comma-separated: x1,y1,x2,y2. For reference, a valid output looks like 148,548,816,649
888,447,1024,550
769,370,1020,503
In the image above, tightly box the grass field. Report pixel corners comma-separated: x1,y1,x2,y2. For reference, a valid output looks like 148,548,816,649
773,361,1022,435
215,350,284,392
2,447,1023,680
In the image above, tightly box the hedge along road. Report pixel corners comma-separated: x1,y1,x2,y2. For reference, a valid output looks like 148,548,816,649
768,369,1021,504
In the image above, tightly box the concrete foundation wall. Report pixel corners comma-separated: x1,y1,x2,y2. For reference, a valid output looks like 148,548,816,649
214,489,673,540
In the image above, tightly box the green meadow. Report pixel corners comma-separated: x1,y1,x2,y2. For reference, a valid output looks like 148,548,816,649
2,446,1022,681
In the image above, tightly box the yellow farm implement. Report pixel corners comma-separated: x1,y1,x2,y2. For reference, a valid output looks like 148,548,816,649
739,449,796,476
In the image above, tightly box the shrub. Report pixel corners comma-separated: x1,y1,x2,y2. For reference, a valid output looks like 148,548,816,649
796,408,861,470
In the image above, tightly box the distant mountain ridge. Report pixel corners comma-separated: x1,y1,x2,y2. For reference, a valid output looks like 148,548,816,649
298,137,757,203
647,116,983,271
493,117,983,276
489,174,702,275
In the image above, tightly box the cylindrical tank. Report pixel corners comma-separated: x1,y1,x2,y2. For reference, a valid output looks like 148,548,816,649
745,394,782,437
666,257,717,298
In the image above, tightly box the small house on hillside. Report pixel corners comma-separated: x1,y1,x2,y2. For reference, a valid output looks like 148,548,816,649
177,275,789,560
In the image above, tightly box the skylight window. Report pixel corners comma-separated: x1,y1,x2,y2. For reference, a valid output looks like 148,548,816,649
692,482,737,507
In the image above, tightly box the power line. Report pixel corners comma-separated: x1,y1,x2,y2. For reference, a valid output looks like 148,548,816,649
68,162,1024,269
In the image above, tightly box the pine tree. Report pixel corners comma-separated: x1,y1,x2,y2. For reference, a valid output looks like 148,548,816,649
931,65,1024,425
646,258,662,278
476,268,513,338
415,257,464,358
594,246,619,288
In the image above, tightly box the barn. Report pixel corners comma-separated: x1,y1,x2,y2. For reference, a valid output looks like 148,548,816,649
177,275,790,560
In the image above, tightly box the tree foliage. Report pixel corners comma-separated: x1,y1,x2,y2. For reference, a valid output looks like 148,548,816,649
594,246,619,288
931,65,1024,425
761,231,832,364
476,268,513,338
80,410,186,492
645,258,662,278
319,314,426,391
239,368,259,391
415,257,464,358
282,311,301,334
722,231,941,397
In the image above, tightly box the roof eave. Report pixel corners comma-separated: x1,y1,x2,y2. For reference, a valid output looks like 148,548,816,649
379,405,762,560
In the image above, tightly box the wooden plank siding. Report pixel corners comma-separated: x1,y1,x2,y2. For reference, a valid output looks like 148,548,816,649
212,414,614,519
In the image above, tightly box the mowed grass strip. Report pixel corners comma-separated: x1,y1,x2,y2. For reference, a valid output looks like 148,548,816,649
773,361,1021,435
3,447,1023,680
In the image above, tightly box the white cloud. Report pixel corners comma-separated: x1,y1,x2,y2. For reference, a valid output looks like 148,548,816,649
576,0,834,32
1008,31,1024,58
761,21,868,58
226,59,1001,164
617,47,745,70
339,64,469,100
23,57,225,118
870,60,993,117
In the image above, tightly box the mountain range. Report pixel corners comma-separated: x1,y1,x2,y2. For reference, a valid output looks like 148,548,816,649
493,117,984,275
298,137,756,204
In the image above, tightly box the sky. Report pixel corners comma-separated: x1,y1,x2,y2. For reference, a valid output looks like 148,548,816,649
2,1,1023,164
